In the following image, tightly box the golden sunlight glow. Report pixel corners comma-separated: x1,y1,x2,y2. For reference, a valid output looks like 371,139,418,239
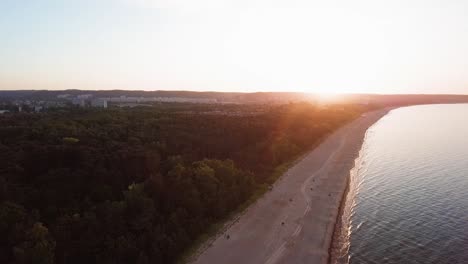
224,8,386,94
315,92,343,102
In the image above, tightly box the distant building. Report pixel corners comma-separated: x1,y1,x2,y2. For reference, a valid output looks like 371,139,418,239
72,98,86,107
91,98,108,108
154,97,217,103
77,94,93,99
57,94,71,99
102,96,217,104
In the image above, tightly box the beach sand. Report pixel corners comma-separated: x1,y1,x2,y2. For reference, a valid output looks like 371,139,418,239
190,108,392,264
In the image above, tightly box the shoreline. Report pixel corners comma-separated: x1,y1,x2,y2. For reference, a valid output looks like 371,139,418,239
327,165,351,264
328,107,395,264
190,108,393,264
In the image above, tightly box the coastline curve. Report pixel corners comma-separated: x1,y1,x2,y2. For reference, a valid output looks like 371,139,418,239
190,108,393,264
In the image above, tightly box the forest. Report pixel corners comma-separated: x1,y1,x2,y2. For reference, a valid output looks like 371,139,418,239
0,102,370,263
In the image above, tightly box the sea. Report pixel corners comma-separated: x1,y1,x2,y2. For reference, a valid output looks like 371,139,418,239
335,104,468,264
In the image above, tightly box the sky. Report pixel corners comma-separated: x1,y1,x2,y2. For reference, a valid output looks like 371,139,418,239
1,0,468,94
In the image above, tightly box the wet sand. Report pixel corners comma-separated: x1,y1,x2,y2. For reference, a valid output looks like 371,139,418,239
190,108,392,264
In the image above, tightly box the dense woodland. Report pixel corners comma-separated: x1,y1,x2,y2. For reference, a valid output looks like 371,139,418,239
0,102,370,264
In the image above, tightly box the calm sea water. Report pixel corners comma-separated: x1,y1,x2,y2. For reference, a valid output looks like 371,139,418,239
342,104,468,264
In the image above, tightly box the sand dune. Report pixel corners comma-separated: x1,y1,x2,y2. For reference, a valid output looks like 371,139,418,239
190,108,392,264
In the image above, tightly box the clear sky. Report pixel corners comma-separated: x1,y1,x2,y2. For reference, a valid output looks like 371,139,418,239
1,0,468,94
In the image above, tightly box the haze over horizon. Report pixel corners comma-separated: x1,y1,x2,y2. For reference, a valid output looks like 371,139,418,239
1,0,468,94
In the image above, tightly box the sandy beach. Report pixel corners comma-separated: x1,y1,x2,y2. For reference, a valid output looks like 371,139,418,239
190,108,392,264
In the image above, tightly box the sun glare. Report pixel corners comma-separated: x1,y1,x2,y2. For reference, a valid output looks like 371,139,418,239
220,7,389,94
315,92,343,102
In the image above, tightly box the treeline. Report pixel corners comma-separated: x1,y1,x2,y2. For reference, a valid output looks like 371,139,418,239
0,103,368,263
